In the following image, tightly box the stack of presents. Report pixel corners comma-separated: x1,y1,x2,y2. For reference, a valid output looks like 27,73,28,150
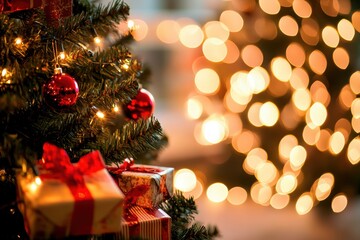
16,143,173,239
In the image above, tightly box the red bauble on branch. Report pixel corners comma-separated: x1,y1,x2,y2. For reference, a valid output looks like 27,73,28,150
43,67,79,109
123,88,155,120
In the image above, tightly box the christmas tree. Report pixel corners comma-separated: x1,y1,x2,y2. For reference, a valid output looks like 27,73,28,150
185,0,360,214
0,0,218,239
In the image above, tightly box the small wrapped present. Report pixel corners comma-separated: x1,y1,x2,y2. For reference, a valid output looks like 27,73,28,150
118,206,171,240
16,143,125,239
0,0,44,13
108,160,174,209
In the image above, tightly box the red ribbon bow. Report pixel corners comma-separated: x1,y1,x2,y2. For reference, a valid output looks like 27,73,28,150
107,160,166,223
39,142,105,183
107,158,162,175
38,142,105,236
107,157,135,175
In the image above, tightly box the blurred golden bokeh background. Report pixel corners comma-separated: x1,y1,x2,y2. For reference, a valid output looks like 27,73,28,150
103,0,360,238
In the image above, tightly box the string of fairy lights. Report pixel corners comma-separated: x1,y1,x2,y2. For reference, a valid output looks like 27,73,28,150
127,0,360,215
0,23,140,120
2,19,155,201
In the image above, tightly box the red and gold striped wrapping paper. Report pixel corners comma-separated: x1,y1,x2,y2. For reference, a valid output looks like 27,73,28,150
118,206,171,240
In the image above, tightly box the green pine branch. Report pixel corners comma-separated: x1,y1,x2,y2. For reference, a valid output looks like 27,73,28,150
90,116,168,164
52,0,129,45
161,191,220,240
0,0,156,165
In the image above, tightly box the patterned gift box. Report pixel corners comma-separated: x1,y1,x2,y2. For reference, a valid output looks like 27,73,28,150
118,206,171,240
108,163,174,209
16,143,125,239
0,0,44,13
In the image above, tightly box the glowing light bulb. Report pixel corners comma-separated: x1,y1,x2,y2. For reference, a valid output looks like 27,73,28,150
35,177,42,185
174,168,197,192
309,102,327,126
259,101,279,126
289,145,307,170
331,194,348,213
128,20,135,29
59,52,66,60
315,173,334,201
259,0,281,15
243,153,266,174
179,24,204,48
122,63,129,70
202,38,227,62
94,37,102,45
194,68,220,95
96,111,105,118
201,115,228,144
220,10,244,32
113,105,119,112
329,131,346,155
271,57,292,82
347,137,360,165
29,177,42,193
255,161,278,184
129,19,148,41
183,180,204,200
227,186,247,205
156,20,180,44
322,26,340,48
187,97,203,119
207,182,228,203
14,37,22,45
250,182,272,206
1,68,7,77
276,173,297,194
279,134,299,161
270,193,290,209
296,193,314,215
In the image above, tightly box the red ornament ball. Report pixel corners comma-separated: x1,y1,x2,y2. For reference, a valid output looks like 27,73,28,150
123,88,155,120
43,68,79,108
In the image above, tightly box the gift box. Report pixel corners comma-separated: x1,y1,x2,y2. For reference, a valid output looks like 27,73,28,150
16,143,125,239
108,163,174,209
0,0,44,13
118,206,171,240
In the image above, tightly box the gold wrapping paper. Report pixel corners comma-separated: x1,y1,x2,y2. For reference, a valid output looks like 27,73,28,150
17,169,125,239
109,164,174,209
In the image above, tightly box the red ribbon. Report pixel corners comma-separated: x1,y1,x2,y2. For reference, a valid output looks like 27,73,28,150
107,160,166,224
106,157,135,175
107,158,162,175
38,142,105,236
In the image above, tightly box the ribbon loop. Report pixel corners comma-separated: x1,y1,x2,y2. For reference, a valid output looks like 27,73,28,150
107,157,135,175
37,142,106,236
39,142,105,184
76,150,106,174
